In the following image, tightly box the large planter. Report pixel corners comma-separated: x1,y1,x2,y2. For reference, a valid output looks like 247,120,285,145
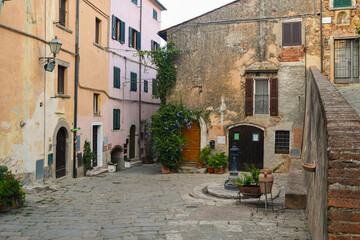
259,169,274,194
215,166,225,174
161,164,171,174
237,185,262,198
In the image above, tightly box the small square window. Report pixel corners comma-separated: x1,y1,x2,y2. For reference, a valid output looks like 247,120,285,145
131,72,137,92
94,93,100,115
144,80,148,92
58,65,66,94
275,131,290,154
153,9,158,21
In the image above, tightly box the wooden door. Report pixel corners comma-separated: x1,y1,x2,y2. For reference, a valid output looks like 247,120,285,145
229,125,264,171
182,122,201,162
92,125,98,167
129,125,136,159
56,127,66,178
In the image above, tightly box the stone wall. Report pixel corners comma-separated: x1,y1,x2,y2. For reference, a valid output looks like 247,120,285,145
304,67,360,239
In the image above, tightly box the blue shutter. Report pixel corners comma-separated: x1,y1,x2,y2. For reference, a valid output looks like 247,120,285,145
129,27,133,47
120,21,126,44
112,15,116,40
136,31,141,50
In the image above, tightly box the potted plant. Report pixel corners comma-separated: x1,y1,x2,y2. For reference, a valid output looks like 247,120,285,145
206,156,215,173
83,140,95,176
212,152,228,174
0,165,26,212
198,146,211,169
235,164,261,198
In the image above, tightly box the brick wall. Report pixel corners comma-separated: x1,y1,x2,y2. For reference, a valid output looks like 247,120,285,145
279,46,305,62
305,67,360,239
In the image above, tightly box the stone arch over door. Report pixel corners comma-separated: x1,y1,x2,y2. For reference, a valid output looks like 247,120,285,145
228,123,264,171
52,118,72,180
129,125,136,159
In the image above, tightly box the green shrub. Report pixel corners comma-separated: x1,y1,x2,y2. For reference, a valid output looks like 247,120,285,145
83,140,95,174
0,166,25,208
199,147,212,165
236,173,253,187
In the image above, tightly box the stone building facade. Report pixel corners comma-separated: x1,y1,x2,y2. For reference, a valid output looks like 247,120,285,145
159,0,319,170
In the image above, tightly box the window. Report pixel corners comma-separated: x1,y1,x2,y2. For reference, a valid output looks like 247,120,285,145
245,78,278,116
58,65,66,94
254,79,269,114
95,18,101,44
282,22,301,46
152,78,157,96
275,131,290,154
144,80,148,92
59,0,67,26
93,93,100,115
131,0,138,5
153,9,158,21
112,15,125,44
151,40,160,51
113,66,121,88
129,27,141,50
113,109,120,130
130,72,137,91
334,0,352,8
334,39,359,83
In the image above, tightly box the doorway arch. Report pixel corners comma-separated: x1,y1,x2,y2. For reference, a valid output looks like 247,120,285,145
229,124,264,171
56,127,67,178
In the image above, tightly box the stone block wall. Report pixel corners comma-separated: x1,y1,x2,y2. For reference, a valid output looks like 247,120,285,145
304,67,360,239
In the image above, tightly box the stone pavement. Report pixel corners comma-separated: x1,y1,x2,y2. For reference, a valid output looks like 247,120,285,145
0,165,311,240
336,83,360,117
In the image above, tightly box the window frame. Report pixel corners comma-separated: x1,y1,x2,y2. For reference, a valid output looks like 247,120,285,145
113,66,121,89
95,17,101,44
275,131,290,154
254,78,270,115
333,0,352,8
130,72,137,92
93,93,100,115
334,38,359,83
112,15,125,44
282,22,302,46
152,78,157,97
58,65,66,94
129,27,141,50
113,109,120,130
153,9,158,21
59,0,67,27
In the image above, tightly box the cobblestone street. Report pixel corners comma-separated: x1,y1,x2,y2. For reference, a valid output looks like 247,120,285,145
0,165,311,240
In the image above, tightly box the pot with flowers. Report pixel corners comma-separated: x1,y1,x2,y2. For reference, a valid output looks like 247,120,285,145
0,165,26,212
235,164,261,200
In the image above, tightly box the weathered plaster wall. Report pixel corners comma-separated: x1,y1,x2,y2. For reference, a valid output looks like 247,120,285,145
166,0,314,168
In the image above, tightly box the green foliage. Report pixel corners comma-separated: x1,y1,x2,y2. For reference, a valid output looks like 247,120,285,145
139,42,180,104
244,163,260,185
357,25,360,40
236,164,261,187
149,103,200,171
0,166,25,208
236,173,253,187
211,152,228,170
83,140,95,174
273,161,285,173
198,147,212,164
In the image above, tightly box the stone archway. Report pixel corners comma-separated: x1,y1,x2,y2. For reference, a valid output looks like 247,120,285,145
111,145,123,170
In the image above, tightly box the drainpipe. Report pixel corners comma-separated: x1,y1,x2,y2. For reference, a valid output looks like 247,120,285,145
138,0,143,163
320,0,323,73
73,0,80,178
43,0,47,184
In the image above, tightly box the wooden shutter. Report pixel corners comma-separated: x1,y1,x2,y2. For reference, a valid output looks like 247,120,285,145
292,22,301,45
112,15,116,40
120,21,125,44
282,23,292,46
136,31,141,50
129,27,133,47
270,78,278,116
245,78,254,116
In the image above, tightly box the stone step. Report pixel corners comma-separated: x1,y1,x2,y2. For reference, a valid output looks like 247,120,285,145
88,167,108,176
181,162,199,168
285,159,307,209
181,166,207,174
130,160,142,168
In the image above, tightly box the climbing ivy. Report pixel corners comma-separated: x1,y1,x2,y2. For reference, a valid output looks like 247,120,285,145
139,42,180,104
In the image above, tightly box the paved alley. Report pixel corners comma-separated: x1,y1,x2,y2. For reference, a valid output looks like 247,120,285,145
0,165,311,240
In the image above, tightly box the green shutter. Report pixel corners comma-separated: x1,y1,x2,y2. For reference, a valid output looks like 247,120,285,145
114,67,120,88
334,0,351,7
153,9,158,21
113,109,116,129
112,15,116,39
144,80,148,92
129,27,133,47
152,78,157,96
156,43,160,50
113,109,120,130
131,72,137,91
136,31,141,50
120,21,125,44
151,40,154,50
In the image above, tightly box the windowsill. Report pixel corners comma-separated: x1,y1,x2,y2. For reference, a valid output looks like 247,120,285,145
55,94,71,99
282,45,304,48
93,113,101,117
55,23,73,34
329,5,357,10
93,42,105,50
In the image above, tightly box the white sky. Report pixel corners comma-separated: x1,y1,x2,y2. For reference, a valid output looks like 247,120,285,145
159,0,235,30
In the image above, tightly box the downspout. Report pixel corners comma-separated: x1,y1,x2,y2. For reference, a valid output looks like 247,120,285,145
320,0,323,73
73,0,80,178
138,0,142,162
43,0,47,184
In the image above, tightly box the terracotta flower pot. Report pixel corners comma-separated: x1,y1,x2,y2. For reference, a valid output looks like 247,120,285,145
161,164,170,174
215,166,225,174
207,167,214,174
237,185,262,198
197,163,203,169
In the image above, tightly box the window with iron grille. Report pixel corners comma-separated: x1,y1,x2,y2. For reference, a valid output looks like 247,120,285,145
130,72,137,92
58,65,66,94
334,39,359,83
275,131,290,154
59,0,67,26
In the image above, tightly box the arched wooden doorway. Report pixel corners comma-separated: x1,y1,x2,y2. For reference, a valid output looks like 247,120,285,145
182,122,201,162
129,125,136,159
229,125,264,171
56,127,67,178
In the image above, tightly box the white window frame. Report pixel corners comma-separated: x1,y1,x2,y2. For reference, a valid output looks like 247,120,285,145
254,78,270,115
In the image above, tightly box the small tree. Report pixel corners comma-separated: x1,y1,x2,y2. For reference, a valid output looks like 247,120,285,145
82,140,95,175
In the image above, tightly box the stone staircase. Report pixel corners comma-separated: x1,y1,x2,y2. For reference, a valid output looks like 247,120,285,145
285,159,307,209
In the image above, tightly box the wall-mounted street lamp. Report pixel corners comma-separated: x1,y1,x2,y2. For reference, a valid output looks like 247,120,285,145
39,36,62,72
